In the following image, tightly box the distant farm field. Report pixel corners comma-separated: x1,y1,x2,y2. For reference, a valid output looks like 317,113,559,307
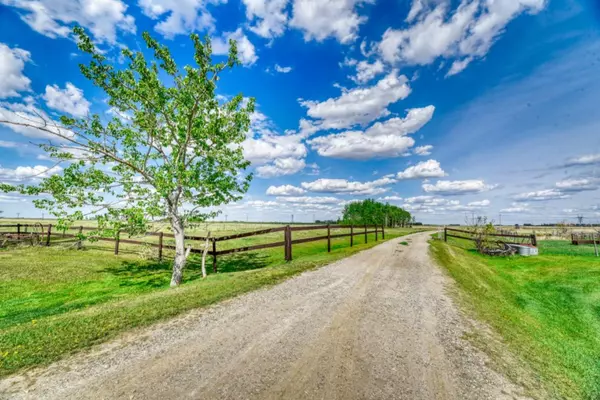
0,221,425,377
432,237,600,399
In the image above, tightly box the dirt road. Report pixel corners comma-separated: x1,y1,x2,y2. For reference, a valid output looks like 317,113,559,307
1,233,528,399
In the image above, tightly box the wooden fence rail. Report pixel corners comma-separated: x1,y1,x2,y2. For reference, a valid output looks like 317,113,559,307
0,223,385,272
444,227,537,247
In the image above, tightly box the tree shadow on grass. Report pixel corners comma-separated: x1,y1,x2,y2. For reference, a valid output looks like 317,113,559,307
100,252,272,289
207,252,271,274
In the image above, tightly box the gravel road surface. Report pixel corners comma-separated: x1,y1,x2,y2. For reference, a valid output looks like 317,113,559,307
1,232,528,399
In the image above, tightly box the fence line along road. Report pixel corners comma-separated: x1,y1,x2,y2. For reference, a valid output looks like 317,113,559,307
444,227,537,247
0,223,386,272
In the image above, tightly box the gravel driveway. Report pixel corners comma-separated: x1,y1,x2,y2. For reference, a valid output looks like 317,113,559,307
1,232,528,399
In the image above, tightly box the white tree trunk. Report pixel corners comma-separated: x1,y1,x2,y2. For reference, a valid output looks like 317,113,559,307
201,231,211,278
170,214,187,287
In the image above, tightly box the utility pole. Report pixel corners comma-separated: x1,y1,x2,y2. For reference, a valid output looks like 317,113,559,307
225,214,228,223
499,213,502,226
313,213,315,223
291,214,294,223
17,213,20,219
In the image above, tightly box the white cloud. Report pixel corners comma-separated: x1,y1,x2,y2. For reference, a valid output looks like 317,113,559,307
378,0,546,76
266,184,306,196
0,99,74,139
242,110,307,178
396,159,446,180
348,59,385,84
0,164,62,181
276,196,340,204
513,189,570,201
301,177,394,195
0,194,27,203
422,179,496,195
2,0,136,43
43,82,90,117
467,199,490,207
290,0,373,44
275,64,292,73
379,195,403,202
500,202,530,213
213,28,258,66
563,153,600,167
555,178,598,192
0,43,31,99
139,0,223,37
402,195,489,213
256,157,306,178
414,144,433,155
0,140,19,148
307,105,434,159
243,0,288,38
300,70,412,133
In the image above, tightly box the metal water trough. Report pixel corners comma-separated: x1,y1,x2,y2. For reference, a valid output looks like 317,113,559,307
508,244,538,256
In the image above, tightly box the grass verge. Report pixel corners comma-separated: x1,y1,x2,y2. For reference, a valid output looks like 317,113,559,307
430,238,600,400
0,228,419,377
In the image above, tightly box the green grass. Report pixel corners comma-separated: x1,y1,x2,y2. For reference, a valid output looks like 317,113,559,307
431,239,600,400
0,227,421,377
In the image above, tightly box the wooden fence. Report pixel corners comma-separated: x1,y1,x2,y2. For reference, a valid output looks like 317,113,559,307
0,223,384,272
571,232,600,245
444,227,537,247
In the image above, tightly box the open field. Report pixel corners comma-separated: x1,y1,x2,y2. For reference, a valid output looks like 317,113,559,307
431,237,600,399
0,223,424,377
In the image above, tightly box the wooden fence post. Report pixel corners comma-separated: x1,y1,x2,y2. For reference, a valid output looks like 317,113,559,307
382,224,385,240
212,239,217,273
158,232,164,261
327,224,331,252
77,226,83,249
284,225,291,261
531,234,537,247
17,223,20,237
114,231,120,255
375,225,378,241
444,227,447,242
288,226,293,260
364,224,367,243
350,225,354,247
46,224,52,246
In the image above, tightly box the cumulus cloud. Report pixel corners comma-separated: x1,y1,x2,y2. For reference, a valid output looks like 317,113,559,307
2,0,135,43
346,59,385,84
0,43,31,99
0,164,62,181
43,82,90,117
555,178,598,192
414,144,433,155
513,189,570,201
378,0,546,76
422,179,496,195
276,196,340,204
563,153,600,167
213,28,258,66
290,0,373,44
255,157,306,178
396,159,446,180
307,105,434,159
402,195,490,213
379,195,403,202
0,99,74,139
243,0,288,38
299,70,411,134
500,202,530,213
241,109,308,178
139,0,225,37
266,184,306,196
275,64,292,73
301,177,394,195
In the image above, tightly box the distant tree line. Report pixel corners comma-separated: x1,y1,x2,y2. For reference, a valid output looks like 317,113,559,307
341,199,413,227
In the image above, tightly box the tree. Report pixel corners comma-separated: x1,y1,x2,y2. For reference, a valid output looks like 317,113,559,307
340,199,411,227
0,27,253,286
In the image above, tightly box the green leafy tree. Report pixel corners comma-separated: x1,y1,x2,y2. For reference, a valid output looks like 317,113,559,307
341,199,411,227
0,27,253,286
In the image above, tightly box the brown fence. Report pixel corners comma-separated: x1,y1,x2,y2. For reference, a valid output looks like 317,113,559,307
0,223,385,272
571,232,600,245
444,227,537,246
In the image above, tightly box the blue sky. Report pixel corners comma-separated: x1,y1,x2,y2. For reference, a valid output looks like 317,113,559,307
1,0,600,224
